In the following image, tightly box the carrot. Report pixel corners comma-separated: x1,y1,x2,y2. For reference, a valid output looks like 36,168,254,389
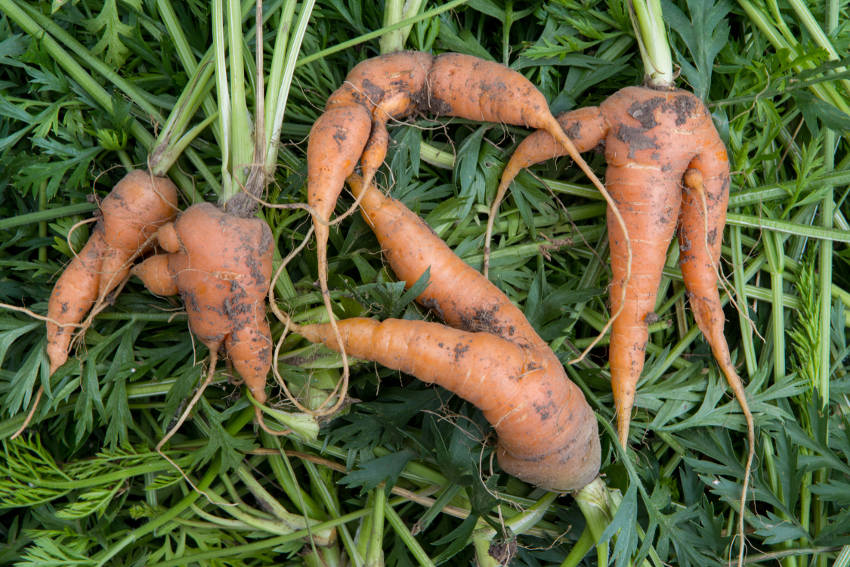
306,51,612,395
297,175,600,491
131,202,274,406
491,87,747,442
489,85,755,509
46,169,179,375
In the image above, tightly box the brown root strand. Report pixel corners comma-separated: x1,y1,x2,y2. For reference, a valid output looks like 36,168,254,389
9,386,44,440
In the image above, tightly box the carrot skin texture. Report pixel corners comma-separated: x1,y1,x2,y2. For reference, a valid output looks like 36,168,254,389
131,254,178,296
45,170,178,374
46,229,106,374
347,175,545,351
134,203,274,404
317,175,601,490
300,318,599,491
496,87,740,446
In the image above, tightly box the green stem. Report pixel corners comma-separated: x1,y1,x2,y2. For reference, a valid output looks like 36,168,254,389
365,486,386,566
37,181,47,263
0,203,97,231
384,501,437,567
264,0,315,177
730,226,757,376
575,478,612,565
262,435,323,519
224,0,252,200
559,527,595,567
297,0,470,68
817,68,837,410
764,231,786,381
146,505,383,567
213,0,232,202
627,0,673,87
380,0,425,54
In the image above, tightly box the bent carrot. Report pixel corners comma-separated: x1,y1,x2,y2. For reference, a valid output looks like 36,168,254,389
490,87,749,447
306,51,611,396
297,175,600,491
46,170,179,375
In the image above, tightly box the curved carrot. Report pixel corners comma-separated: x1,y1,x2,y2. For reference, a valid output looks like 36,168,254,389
296,174,600,490
492,86,750,447
306,51,609,396
346,174,545,351
46,228,107,375
46,170,179,375
300,317,599,491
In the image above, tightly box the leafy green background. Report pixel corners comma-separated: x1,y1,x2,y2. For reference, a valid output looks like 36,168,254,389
1,0,849,565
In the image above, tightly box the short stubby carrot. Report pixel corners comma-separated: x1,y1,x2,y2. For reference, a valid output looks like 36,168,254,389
132,203,274,404
490,86,752,455
46,170,179,375
296,175,600,491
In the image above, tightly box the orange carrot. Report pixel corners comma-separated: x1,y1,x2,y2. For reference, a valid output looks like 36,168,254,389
490,86,752,455
132,202,274,405
297,175,600,491
46,170,178,375
306,51,611,384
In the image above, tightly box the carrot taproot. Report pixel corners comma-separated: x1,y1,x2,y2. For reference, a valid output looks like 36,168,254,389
488,87,756,562
490,87,749,448
45,169,179,375
131,202,274,405
297,174,600,491
306,51,612,391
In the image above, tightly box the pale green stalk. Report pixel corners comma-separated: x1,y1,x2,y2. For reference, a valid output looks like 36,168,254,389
213,0,233,200
365,487,386,566
559,528,595,567
731,226,757,376
297,0,469,67
815,5,840,565
575,478,613,566
818,7,838,408
763,231,786,381
384,500,436,567
157,0,255,145
235,464,334,542
293,442,364,567
248,393,319,440
627,0,673,87
226,0,252,197
726,212,850,242
380,0,426,54
264,0,315,177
